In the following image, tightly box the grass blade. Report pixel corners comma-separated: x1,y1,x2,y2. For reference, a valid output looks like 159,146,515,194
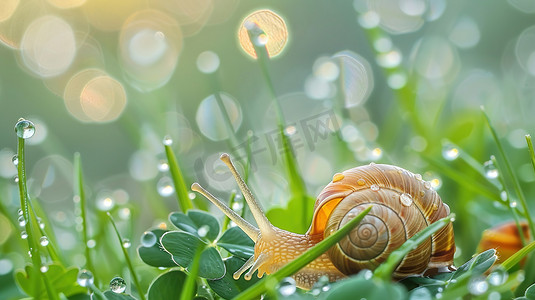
500,240,535,271
107,213,146,300
164,143,193,212
373,214,455,281
482,107,535,241
180,246,203,300
74,153,95,280
234,206,372,300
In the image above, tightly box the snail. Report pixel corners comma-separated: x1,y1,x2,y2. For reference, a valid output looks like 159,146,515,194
477,221,530,263
191,153,456,289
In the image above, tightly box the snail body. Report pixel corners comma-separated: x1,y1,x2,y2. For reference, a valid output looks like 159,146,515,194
192,154,455,289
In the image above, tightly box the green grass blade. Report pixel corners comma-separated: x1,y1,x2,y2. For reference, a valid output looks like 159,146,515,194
373,214,455,281
107,213,146,300
74,153,95,279
234,206,372,300
246,24,311,230
500,240,535,271
180,245,203,300
490,155,526,246
164,143,193,212
526,135,535,180
482,107,535,240
16,122,60,300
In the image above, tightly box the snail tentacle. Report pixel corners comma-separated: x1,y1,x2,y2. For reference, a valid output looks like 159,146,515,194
191,182,260,241
220,153,274,235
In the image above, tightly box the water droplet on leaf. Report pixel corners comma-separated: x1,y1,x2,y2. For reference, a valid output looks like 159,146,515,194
109,276,127,293
140,231,157,247
197,225,209,238
77,269,94,287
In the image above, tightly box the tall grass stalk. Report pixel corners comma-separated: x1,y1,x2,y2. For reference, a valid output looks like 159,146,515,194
246,25,310,229
180,246,203,300
490,155,526,246
16,132,60,300
74,153,96,280
482,107,535,241
164,144,193,212
107,212,146,300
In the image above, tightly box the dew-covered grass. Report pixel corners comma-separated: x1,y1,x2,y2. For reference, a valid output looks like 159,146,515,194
2,1,535,300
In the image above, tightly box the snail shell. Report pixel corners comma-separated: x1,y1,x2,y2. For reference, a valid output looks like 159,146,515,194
310,164,455,278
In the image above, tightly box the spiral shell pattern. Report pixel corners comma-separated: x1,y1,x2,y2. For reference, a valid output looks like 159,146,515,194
308,163,455,278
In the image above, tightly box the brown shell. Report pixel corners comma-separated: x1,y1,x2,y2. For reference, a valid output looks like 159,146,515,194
307,163,455,278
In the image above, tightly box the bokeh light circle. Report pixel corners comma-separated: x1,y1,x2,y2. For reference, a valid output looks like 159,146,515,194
196,93,243,141
64,68,106,122
412,36,459,81
516,25,535,76
20,15,76,77
119,10,183,92
332,51,374,107
0,0,19,22
238,9,288,59
80,75,127,122
197,51,220,74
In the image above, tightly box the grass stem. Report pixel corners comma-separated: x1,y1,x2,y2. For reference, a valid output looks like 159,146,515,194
482,107,535,241
107,213,146,300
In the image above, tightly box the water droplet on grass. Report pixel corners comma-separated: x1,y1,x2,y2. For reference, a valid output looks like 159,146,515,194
140,231,157,247
39,236,49,246
157,177,174,197
87,239,96,248
484,160,498,179
77,269,94,287
163,135,173,145
13,176,19,183
40,264,49,273
442,145,459,161
122,238,131,248
110,276,127,293
487,268,508,286
12,155,18,166
14,119,35,139
468,277,488,295
21,231,28,239
18,216,26,227
278,277,296,296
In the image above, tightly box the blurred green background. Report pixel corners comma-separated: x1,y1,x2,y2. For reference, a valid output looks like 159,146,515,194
2,0,535,293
